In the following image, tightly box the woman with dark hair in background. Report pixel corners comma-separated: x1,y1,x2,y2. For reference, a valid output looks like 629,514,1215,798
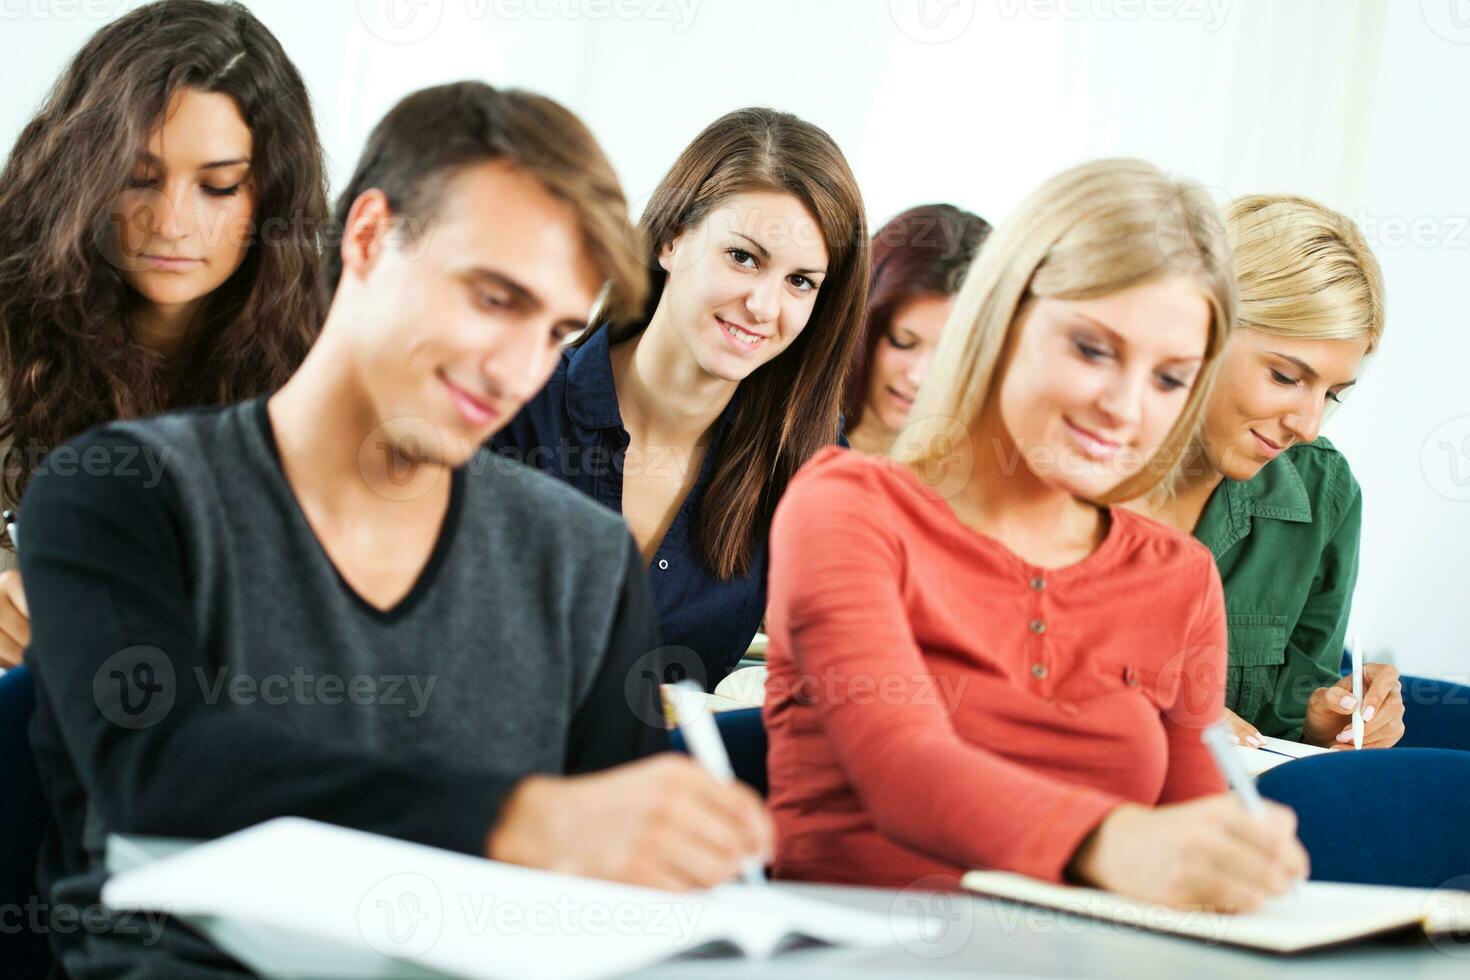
494,107,870,687
844,204,990,456
0,0,329,666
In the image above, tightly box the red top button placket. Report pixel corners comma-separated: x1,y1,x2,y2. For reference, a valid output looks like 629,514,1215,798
1028,572,1048,691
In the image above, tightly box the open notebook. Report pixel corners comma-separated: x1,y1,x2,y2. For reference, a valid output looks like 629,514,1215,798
1237,734,1332,776
655,666,768,726
101,818,920,980
744,631,769,659
962,871,1470,953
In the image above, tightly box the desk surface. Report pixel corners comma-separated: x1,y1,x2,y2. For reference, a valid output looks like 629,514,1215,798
634,881,1470,979
110,837,1469,979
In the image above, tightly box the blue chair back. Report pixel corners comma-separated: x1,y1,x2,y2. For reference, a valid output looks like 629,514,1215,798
1398,675,1470,752
1259,748,1470,887
668,707,768,797
667,695,1470,888
0,666,52,974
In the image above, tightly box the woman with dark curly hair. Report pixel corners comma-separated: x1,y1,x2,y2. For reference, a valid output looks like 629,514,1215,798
843,203,990,456
0,0,328,666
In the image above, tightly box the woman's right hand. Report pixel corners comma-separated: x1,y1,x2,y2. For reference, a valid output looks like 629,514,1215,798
1067,795,1308,912
487,754,773,891
0,569,31,668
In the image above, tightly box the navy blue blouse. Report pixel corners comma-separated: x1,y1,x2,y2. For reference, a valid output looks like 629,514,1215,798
491,327,767,688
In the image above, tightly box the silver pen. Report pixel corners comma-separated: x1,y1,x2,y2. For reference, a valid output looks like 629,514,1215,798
1203,721,1303,896
1202,722,1266,817
667,680,767,887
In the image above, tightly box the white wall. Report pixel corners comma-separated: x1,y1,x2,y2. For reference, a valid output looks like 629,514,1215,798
1333,0,1470,683
1,0,1465,679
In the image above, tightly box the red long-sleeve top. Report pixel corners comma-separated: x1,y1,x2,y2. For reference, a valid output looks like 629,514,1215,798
763,448,1228,888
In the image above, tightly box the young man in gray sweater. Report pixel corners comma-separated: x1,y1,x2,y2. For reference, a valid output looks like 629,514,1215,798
22,82,771,978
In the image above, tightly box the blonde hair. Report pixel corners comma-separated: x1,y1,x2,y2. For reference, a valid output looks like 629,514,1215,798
893,158,1236,504
1226,194,1384,353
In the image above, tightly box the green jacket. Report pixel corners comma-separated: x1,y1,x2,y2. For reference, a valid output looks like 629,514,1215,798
1193,438,1362,740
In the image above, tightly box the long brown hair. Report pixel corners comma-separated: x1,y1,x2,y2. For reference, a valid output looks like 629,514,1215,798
583,107,870,580
842,203,990,429
0,0,328,517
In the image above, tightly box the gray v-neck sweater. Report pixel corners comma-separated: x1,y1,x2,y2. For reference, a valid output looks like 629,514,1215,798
22,396,664,977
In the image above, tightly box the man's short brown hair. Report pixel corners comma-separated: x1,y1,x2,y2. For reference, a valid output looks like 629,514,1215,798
324,81,646,323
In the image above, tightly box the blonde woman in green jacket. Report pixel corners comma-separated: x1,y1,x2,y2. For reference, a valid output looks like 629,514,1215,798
1132,195,1406,749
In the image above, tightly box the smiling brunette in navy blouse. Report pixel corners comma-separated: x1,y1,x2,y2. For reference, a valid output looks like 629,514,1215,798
493,108,870,688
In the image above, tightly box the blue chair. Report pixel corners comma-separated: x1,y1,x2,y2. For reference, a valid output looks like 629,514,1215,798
1398,675,1470,752
668,707,769,798
669,699,1469,889
0,666,52,974
1259,748,1470,887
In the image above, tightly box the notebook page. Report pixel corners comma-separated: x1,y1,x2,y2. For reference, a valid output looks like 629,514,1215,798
1237,735,1331,776
712,665,767,706
104,818,708,980
102,818,909,980
961,871,1470,953
706,882,925,958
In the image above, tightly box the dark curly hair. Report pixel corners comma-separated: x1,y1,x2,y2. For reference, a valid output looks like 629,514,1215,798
0,0,328,523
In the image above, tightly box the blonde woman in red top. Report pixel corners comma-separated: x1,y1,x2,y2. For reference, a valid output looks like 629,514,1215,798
763,159,1309,912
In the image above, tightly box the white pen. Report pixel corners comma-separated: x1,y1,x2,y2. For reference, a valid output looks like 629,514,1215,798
1349,637,1364,751
1202,721,1302,897
1202,722,1267,818
667,680,767,887
3,510,17,553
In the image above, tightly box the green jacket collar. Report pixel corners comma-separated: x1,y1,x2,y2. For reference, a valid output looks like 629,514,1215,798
1196,453,1313,559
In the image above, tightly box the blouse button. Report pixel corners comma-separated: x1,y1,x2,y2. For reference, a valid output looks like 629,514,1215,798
1031,663,1048,679
657,559,669,570
1028,618,1046,635
1030,576,1046,591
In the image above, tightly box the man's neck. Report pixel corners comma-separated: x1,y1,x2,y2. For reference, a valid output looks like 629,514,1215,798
266,331,448,515
613,305,737,446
